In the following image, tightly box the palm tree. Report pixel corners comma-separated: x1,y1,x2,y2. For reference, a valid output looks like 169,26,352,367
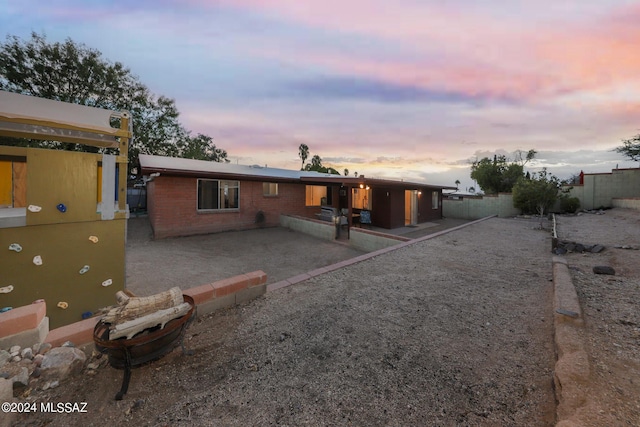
455,179,460,190
298,144,309,170
344,168,349,176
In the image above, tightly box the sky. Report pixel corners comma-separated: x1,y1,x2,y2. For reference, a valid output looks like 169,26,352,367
2,0,640,191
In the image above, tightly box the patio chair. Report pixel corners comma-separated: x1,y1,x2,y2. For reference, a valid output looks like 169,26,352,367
359,210,371,228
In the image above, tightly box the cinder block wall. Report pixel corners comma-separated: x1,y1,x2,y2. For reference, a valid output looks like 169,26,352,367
443,193,520,219
279,214,336,241
563,168,640,210
349,228,407,252
148,176,320,238
612,198,640,210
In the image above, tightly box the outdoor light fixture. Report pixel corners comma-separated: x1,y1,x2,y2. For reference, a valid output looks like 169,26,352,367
365,185,370,190
359,184,364,189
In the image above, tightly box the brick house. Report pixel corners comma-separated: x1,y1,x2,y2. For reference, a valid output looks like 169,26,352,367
139,154,454,239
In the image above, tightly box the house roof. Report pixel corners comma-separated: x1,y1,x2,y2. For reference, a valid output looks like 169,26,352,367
139,154,342,183
139,154,456,190
0,90,131,147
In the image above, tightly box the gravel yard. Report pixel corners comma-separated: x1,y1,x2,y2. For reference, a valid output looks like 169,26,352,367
555,208,640,426
16,216,558,426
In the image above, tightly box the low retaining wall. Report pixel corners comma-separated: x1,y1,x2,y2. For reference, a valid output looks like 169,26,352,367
349,228,409,252
612,197,640,210
280,214,411,252
280,214,336,241
1,271,267,349
0,301,49,349
552,256,589,426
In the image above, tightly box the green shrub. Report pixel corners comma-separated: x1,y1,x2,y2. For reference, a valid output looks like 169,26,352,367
560,197,580,213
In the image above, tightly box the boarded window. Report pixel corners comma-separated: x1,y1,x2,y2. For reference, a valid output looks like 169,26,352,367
0,159,27,208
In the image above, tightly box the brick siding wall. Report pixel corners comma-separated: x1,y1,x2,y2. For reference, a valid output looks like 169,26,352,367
149,176,322,238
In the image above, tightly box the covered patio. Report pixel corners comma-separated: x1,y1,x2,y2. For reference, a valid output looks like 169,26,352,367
301,175,456,239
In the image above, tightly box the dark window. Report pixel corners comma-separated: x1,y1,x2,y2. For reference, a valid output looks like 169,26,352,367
198,179,239,210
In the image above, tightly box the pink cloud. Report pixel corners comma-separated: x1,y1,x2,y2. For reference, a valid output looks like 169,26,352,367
194,1,640,103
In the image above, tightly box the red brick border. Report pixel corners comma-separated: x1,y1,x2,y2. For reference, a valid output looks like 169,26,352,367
0,301,46,338
0,271,269,349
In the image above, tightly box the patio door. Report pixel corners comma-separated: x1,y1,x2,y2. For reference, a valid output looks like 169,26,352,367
405,190,418,226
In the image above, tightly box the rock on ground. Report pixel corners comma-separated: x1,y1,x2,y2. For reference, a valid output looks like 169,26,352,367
40,347,86,381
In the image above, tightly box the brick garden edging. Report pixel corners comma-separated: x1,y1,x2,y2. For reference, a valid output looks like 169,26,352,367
0,301,48,350
0,271,267,350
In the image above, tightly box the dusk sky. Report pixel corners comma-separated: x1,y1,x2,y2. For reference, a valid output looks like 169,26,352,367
2,0,640,190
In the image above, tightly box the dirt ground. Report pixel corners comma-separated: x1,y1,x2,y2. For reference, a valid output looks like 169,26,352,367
124,217,471,297
14,216,562,426
554,208,640,426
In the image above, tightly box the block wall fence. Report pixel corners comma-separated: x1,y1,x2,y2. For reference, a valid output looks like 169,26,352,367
444,168,640,219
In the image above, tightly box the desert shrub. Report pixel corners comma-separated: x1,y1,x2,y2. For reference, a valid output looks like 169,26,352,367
560,197,580,213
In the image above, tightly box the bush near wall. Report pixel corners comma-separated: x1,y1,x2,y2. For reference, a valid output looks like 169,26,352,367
560,197,580,213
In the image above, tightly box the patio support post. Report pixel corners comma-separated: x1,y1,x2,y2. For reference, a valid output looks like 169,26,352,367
347,185,352,239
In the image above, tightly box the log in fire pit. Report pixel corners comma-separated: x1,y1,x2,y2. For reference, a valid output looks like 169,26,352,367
93,288,196,400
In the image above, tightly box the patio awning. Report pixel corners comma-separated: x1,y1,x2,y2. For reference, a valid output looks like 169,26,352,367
0,90,131,148
300,175,457,191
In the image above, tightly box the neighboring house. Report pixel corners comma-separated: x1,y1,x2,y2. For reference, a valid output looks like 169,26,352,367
0,90,131,329
443,191,480,200
139,154,455,239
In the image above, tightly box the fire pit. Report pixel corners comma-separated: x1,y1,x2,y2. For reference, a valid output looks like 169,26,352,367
93,293,196,400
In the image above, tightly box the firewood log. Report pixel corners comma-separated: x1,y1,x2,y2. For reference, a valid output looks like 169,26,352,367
108,302,192,340
103,287,183,324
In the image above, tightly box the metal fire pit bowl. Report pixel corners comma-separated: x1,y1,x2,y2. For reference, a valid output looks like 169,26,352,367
93,294,196,400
